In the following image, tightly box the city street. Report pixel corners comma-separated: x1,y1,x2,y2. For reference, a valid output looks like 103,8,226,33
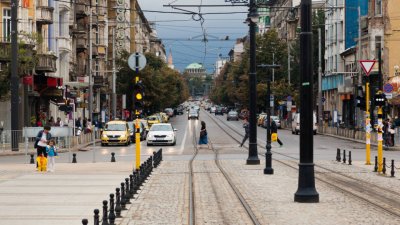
0,109,399,225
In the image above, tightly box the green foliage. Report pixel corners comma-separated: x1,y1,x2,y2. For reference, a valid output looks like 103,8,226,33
116,51,189,113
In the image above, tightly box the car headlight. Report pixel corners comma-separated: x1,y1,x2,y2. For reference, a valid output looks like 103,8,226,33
102,134,108,138
166,134,173,138
120,134,126,139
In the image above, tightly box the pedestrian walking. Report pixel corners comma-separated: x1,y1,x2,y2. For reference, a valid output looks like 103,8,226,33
198,121,208,146
46,139,57,172
271,120,283,147
240,118,249,147
34,126,52,168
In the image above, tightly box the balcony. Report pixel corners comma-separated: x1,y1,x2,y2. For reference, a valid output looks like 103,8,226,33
58,37,71,53
71,22,87,35
0,42,11,62
76,36,88,52
36,5,54,25
76,1,90,19
36,54,57,73
92,44,98,57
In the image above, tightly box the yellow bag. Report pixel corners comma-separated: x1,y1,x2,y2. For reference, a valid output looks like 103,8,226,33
271,133,278,142
37,156,47,172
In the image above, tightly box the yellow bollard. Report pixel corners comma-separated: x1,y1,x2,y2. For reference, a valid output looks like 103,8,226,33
135,118,141,170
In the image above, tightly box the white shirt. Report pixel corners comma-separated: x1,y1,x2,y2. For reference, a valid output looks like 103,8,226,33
38,133,48,147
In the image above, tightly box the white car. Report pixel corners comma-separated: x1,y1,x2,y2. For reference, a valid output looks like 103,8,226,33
291,113,317,135
210,106,216,113
146,123,177,146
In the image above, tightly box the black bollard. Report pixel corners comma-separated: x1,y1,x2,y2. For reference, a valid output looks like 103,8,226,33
336,148,341,162
82,219,88,225
108,194,116,225
160,148,163,161
111,152,116,162
342,150,346,164
94,209,100,225
135,169,141,190
125,178,132,203
129,174,135,196
382,158,386,175
149,156,153,173
153,151,157,167
115,188,122,218
30,154,35,164
348,151,352,165
120,183,127,210
72,153,77,163
391,160,395,177
374,156,378,172
102,200,109,225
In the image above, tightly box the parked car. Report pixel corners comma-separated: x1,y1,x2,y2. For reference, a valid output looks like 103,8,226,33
263,116,281,128
164,108,174,117
291,113,317,135
215,107,223,115
176,106,184,115
210,106,216,113
128,121,147,142
188,109,199,120
101,120,130,146
227,111,239,121
146,123,177,146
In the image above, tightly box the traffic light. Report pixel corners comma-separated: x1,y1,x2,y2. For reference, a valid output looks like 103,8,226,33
133,81,145,110
356,96,366,111
374,92,386,107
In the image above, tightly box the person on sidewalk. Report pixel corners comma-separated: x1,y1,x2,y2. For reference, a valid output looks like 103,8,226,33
46,139,57,172
35,126,52,168
240,118,249,147
198,121,208,147
271,120,283,147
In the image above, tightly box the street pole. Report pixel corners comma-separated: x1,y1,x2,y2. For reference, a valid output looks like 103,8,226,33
10,0,19,151
318,28,323,128
377,49,383,172
112,28,117,118
288,40,291,84
294,0,319,203
88,2,93,123
365,77,371,165
246,0,260,165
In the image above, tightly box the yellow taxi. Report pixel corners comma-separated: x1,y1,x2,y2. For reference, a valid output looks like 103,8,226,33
101,120,131,146
257,113,267,127
158,112,169,123
147,115,161,128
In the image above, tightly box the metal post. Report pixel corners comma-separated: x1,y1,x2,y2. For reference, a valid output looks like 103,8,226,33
11,0,19,151
265,69,273,174
88,2,93,126
366,77,371,164
112,28,117,118
318,28,323,128
294,0,319,203
246,0,260,165
288,40,291,84
377,49,383,172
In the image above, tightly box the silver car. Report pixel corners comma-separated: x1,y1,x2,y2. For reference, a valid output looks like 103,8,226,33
263,116,281,128
227,111,239,121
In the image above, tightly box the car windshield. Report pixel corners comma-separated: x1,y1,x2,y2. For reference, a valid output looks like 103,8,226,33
189,110,197,114
105,124,126,131
147,116,158,121
229,111,237,115
150,125,172,132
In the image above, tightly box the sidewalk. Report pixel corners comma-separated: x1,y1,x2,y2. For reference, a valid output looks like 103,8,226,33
0,139,101,157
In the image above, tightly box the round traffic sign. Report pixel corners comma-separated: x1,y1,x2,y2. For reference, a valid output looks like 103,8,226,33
128,53,147,71
383,83,394,93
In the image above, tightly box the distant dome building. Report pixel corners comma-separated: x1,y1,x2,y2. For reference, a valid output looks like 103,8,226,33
184,63,207,78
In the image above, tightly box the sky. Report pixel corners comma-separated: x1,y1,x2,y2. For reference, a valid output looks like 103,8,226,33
137,0,249,73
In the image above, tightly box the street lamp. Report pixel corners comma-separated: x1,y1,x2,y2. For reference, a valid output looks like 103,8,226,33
246,0,260,165
294,0,319,203
258,64,281,175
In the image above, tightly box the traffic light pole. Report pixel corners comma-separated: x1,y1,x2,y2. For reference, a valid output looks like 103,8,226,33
377,104,383,172
365,78,371,165
135,75,141,170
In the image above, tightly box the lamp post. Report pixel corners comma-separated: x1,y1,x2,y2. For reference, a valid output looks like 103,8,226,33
294,0,319,203
258,64,281,175
246,0,260,165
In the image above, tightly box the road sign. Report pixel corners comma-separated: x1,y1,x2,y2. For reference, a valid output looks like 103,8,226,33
383,83,394,93
321,97,326,103
359,60,376,76
128,53,147,72
385,93,393,99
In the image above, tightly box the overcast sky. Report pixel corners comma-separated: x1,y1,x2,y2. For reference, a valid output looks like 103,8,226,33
137,0,249,73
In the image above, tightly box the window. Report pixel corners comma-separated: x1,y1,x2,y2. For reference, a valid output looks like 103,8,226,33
2,8,11,42
375,0,382,15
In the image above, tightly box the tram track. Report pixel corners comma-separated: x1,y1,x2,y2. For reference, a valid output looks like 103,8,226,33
203,109,400,218
188,120,261,225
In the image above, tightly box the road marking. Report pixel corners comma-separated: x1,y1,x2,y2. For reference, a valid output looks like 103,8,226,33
180,121,189,154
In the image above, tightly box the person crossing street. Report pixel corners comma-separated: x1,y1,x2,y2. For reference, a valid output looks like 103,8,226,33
271,120,283,147
240,118,249,147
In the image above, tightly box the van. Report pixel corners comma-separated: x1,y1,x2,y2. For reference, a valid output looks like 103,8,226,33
291,113,317,135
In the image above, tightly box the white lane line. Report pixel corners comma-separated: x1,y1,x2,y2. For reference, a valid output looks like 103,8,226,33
180,121,189,154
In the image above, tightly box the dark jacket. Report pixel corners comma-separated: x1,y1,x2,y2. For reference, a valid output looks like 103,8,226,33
271,121,278,133
35,130,52,142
